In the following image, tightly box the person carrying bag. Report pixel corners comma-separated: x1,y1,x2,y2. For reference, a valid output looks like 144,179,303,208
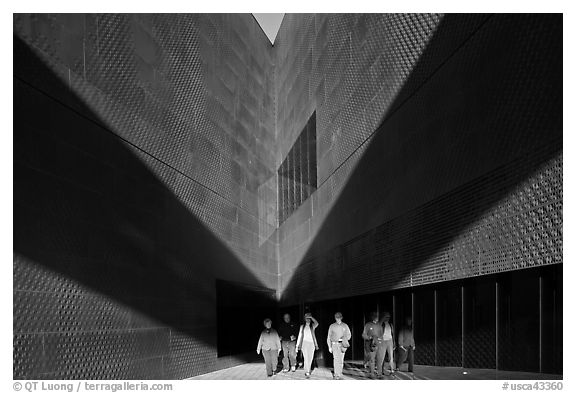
327,311,352,380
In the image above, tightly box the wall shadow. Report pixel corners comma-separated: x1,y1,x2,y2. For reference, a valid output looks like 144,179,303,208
281,14,562,304
13,34,276,379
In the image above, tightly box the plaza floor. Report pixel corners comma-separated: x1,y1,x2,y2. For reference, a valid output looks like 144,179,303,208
189,360,562,380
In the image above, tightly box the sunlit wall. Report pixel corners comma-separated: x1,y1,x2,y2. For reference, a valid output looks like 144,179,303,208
273,14,562,303
14,14,278,379
13,13,563,379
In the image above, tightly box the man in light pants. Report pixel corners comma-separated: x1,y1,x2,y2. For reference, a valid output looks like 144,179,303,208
327,312,352,380
381,311,395,375
362,311,385,378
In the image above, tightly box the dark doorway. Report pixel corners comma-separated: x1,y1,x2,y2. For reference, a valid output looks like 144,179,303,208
216,280,277,358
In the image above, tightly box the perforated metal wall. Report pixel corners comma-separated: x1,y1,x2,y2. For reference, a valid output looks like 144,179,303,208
14,13,562,378
281,147,562,301
275,13,562,303
14,13,277,380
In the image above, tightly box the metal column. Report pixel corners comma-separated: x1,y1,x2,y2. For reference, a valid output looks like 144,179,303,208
539,275,543,374
434,289,438,366
495,281,499,370
462,285,465,368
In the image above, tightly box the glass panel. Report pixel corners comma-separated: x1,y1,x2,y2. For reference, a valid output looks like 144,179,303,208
301,129,310,202
277,111,317,225
286,149,293,218
277,162,284,222
437,284,462,367
309,112,317,189
464,278,496,369
294,132,302,208
280,160,288,223
541,264,562,374
414,288,435,365
498,269,539,372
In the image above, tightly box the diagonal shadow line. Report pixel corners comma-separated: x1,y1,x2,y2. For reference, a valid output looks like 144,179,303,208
315,14,495,192
13,34,276,375
280,13,562,303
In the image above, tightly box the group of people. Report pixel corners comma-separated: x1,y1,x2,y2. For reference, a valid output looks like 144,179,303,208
256,311,415,379
256,312,322,378
361,312,415,378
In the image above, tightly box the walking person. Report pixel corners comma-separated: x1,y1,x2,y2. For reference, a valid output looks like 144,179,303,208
296,312,320,378
363,340,371,369
362,311,385,378
278,313,299,372
381,312,396,375
256,318,282,377
397,316,416,373
327,311,352,380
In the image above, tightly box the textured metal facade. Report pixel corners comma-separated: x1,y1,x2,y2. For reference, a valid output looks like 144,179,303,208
275,13,562,300
281,147,562,300
14,13,562,379
290,264,561,373
273,13,561,374
14,14,277,379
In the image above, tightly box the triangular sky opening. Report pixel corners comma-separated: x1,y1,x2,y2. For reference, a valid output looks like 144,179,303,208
253,13,284,44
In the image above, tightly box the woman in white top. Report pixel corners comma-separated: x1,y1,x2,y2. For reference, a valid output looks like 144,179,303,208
296,312,319,378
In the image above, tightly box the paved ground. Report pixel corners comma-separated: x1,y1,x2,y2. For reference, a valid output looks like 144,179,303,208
189,360,562,380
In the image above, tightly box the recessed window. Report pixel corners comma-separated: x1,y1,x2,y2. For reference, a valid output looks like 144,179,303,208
278,112,317,225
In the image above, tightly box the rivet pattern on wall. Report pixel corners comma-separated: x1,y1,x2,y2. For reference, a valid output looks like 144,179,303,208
282,148,562,302
14,13,278,380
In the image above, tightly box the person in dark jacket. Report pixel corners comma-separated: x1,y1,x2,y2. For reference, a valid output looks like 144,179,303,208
278,313,299,372
256,318,282,377
397,316,416,372
362,311,386,378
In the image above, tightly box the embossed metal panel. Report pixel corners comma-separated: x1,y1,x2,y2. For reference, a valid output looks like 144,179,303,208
14,13,277,380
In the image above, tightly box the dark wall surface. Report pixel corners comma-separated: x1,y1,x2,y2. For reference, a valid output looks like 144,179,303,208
274,14,562,305
14,13,562,378
295,264,561,374
14,14,277,379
